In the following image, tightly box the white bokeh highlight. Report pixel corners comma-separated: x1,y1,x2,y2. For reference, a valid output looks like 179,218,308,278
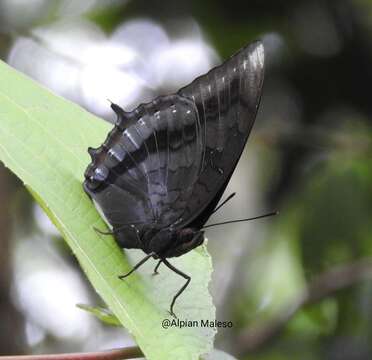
7,18,219,119
12,232,95,342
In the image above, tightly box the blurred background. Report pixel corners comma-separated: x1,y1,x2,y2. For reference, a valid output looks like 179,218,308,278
0,0,372,359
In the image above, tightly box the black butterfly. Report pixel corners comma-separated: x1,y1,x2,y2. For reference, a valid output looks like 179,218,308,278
83,41,265,317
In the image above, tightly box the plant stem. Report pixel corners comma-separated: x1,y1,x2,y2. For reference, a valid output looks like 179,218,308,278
0,346,143,360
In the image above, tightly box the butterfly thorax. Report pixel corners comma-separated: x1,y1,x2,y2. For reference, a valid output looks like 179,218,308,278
139,226,204,258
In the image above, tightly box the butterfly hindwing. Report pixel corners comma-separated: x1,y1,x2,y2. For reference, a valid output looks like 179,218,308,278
84,95,203,240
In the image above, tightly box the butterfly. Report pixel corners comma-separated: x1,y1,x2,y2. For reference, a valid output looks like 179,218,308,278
83,41,265,317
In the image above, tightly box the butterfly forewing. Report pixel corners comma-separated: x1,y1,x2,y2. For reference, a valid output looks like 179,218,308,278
176,41,264,228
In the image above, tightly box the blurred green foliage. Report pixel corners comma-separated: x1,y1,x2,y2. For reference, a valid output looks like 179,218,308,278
1,0,372,359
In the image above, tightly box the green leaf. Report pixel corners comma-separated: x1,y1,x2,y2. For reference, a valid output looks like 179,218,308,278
201,349,238,360
76,303,121,327
0,60,216,359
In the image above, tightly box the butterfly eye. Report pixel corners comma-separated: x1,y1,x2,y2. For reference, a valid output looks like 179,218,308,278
85,166,102,189
108,146,124,162
138,118,145,126
108,148,119,161
94,166,108,182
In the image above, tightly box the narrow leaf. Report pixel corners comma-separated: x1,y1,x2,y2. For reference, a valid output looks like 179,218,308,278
76,303,121,327
0,60,216,360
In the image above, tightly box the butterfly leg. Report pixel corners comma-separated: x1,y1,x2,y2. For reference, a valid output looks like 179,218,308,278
152,259,163,276
93,226,114,236
162,259,191,318
118,252,156,280
211,192,236,215
94,223,142,241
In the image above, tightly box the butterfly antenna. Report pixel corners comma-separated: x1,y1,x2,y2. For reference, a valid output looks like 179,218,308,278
202,211,278,230
211,192,236,215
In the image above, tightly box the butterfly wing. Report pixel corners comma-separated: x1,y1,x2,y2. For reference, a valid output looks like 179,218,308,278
177,41,265,228
84,95,203,246
84,41,264,246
